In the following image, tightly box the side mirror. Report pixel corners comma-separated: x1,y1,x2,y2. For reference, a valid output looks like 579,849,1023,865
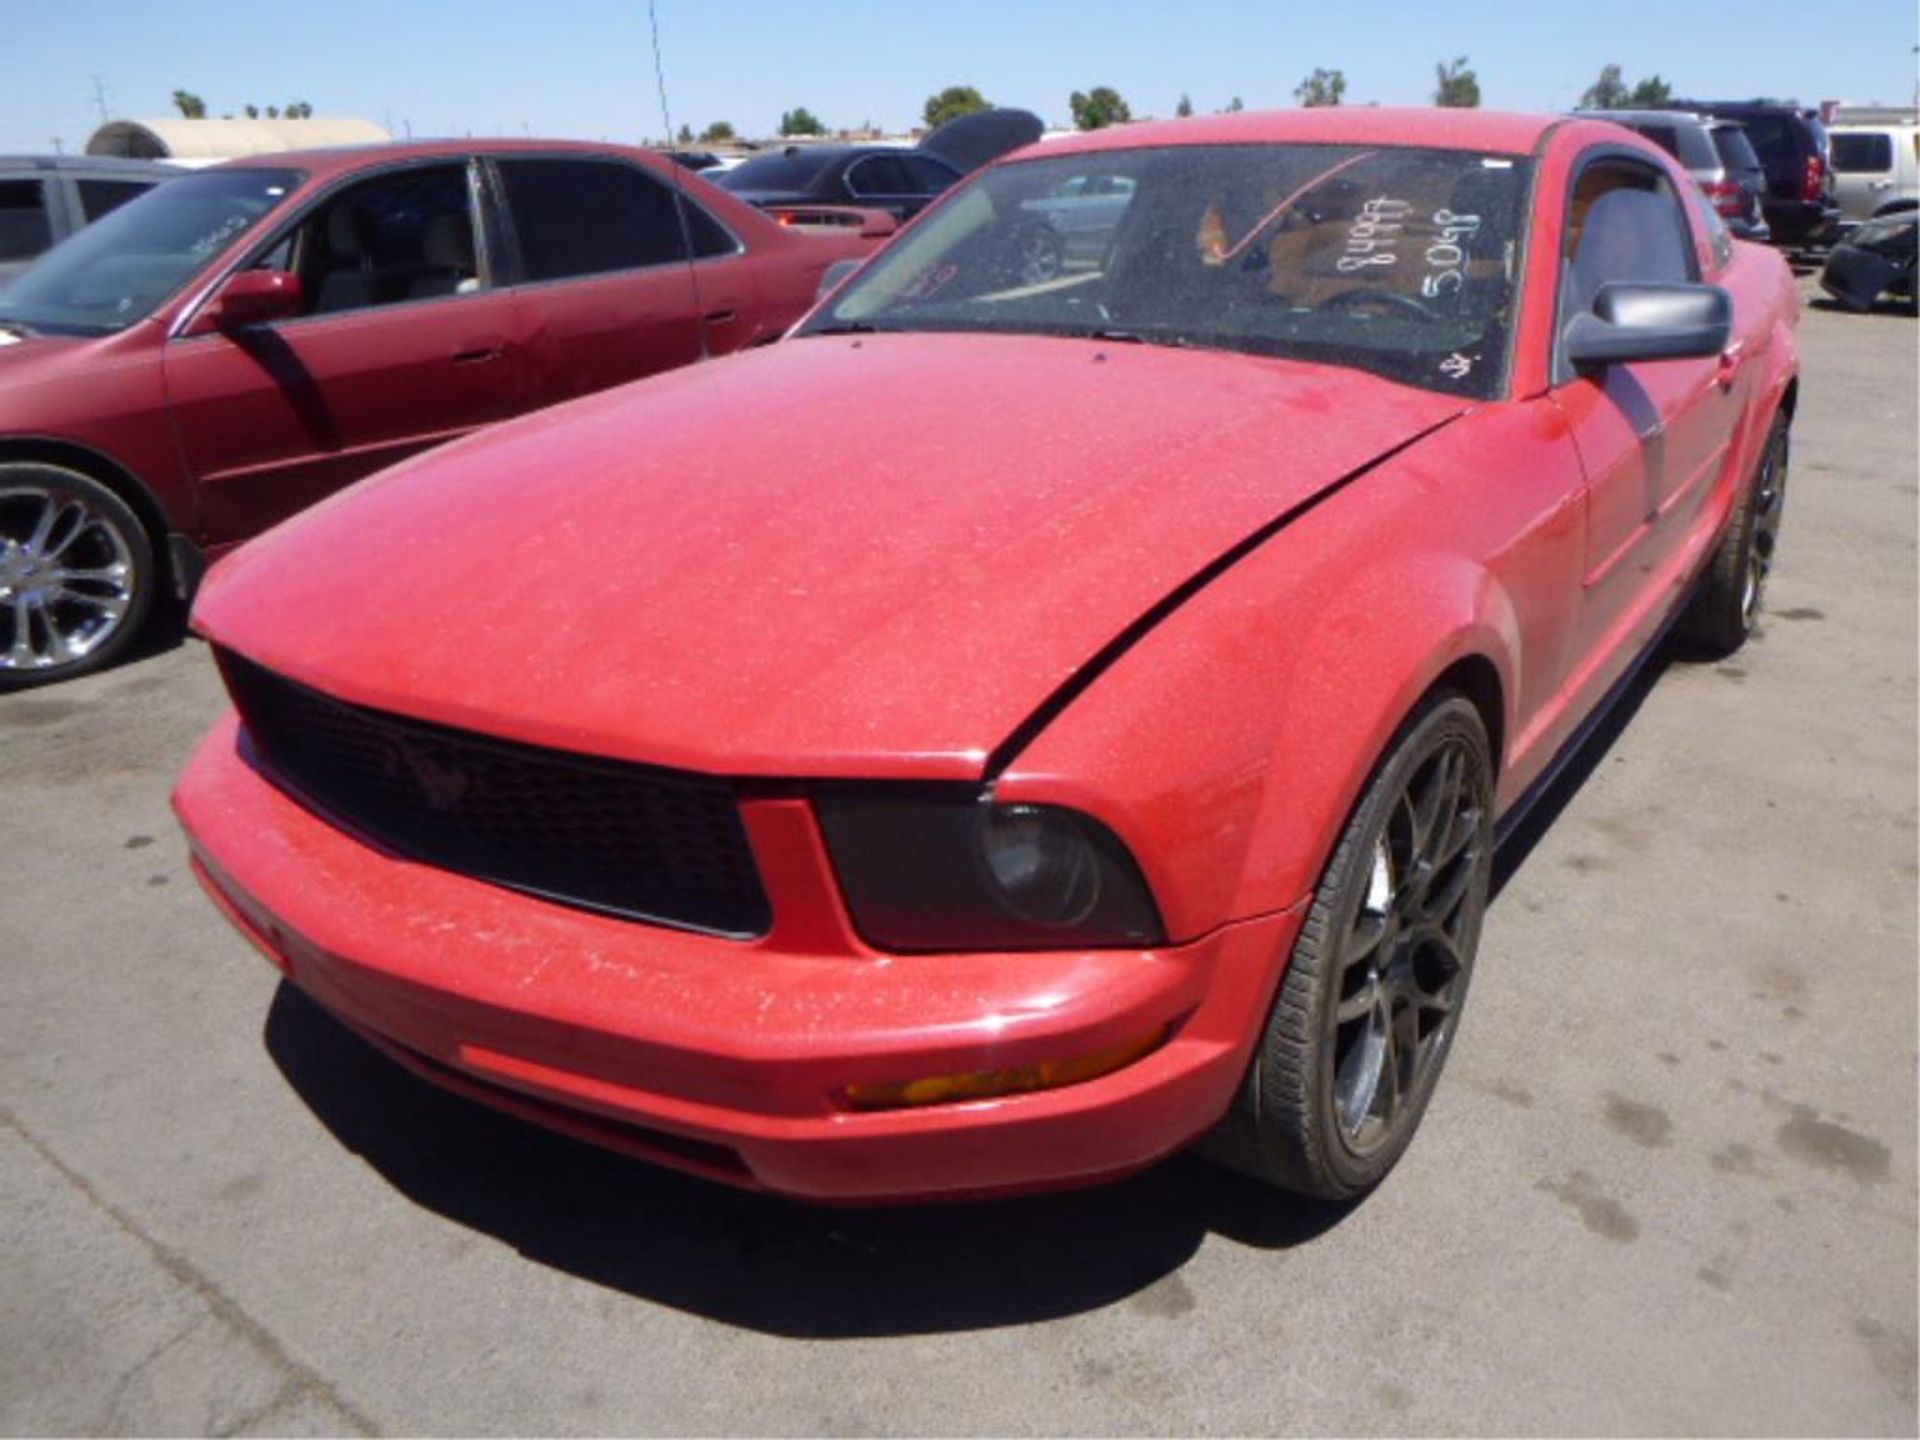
1564,282,1731,368
815,257,865,301
204,269,304,330
858,211,899,240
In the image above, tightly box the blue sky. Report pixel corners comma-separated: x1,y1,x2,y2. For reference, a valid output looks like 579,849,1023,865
6,0,1916,152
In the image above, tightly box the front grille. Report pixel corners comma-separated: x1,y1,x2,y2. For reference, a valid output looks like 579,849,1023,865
219,651,772,938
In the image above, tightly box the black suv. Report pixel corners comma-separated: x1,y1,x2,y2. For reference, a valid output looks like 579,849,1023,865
1661,102,1838,247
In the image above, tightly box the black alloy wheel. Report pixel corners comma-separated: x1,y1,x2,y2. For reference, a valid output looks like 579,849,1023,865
1203,693,1494,1199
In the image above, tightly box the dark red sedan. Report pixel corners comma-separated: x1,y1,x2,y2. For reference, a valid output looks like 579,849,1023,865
176,110,1799,1203
0,140,887,689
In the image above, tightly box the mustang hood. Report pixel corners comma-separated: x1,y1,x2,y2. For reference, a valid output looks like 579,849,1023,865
196,334,1463,778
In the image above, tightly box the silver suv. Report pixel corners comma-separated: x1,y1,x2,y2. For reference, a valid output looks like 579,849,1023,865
1574,109,1771,243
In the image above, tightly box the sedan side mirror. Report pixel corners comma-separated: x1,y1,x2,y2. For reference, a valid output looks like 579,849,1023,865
1564,282,1731,368
204,269,305,330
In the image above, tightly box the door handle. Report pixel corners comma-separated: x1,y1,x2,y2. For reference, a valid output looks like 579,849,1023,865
703,310,737,325
452,344,503,365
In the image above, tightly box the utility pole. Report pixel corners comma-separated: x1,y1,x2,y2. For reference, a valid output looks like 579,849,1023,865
90,75,110,123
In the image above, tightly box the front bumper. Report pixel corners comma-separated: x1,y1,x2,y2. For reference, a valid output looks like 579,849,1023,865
175,712,1300,1202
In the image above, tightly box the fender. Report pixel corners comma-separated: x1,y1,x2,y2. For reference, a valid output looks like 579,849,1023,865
997,467,1539,942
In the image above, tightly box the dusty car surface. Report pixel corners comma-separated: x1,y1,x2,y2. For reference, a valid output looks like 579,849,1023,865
175,109,1800,1204
0,140,884,689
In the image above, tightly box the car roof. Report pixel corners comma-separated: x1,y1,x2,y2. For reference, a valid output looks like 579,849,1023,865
1028,108,1563,160
213,137,662,177
0,154,182,176
1572,108,1713,127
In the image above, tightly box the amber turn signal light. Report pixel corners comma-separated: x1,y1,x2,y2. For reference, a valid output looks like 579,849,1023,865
842,1026,1169,1111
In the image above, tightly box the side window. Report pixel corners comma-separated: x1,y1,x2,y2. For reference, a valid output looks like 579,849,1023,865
901,155,959,196
498,158,686,280
1561,160,1695,318
77,179,154,223
295,163,478,315
847,155,912,197
678,196,739,259
0,179,53,262
1831,132,1894,174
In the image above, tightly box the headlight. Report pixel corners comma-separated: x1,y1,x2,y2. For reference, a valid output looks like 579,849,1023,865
814,791,1165,952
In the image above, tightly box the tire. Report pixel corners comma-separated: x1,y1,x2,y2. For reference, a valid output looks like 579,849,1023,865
1202,693,1495,1199
0,462,156,692
1676,413,1789,658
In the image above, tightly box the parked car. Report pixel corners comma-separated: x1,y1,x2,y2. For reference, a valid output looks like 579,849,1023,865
716,109,1043,221
1661,101,1837,247
1826,117,1919,227
0,139,891,689
1575,110,1770,241
0,155,179,286
175,108,1798,1205
1819,209,1917,309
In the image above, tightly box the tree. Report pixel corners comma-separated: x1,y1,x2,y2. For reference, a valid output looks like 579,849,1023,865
923,86,990,129
676,123,693,144
779,106,825,136
1433,56,1481,108
1175,92,1194,118
171,90,206,119
285,100,313,119
243,104,259,119
1294,68,1346,107
1580,63,1629,109
1225,96,1245,113
1627,75,1673,106
1069,86,1132,131
699,120,736,144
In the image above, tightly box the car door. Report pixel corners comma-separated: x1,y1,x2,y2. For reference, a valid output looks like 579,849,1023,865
1547,153,1744,664
490,155,708,409
165,157,522,543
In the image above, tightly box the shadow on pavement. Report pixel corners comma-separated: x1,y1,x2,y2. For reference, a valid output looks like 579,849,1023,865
264,984,1357,1337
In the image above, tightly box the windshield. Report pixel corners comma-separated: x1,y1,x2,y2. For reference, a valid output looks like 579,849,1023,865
799,144,1533,399
0,168,298,336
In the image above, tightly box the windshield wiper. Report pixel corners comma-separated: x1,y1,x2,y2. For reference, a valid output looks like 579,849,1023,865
1079,327,1196,350
804,320,894,337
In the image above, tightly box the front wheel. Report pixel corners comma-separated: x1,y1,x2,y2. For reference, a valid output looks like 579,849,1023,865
1203,694,1494,1199
0,462,156,691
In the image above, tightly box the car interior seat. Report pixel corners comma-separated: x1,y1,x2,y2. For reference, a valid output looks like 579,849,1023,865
313,205,380,313
408,213,479,299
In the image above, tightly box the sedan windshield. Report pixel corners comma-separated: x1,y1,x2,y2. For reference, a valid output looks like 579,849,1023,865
0,168,298,336
800,144,1533,399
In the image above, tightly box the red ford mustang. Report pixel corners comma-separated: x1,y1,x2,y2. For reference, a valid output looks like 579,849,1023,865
0,140,886,690
174,110,1798,1203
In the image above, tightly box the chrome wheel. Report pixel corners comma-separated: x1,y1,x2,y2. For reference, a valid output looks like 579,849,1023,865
1330,736,1485,1156
0,481,138,673
1013,223,1064,285
1742,430,1788,626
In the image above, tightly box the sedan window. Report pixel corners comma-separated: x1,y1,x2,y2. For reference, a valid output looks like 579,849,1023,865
498,158,687,281
0,168,296,335
287,163,479,314
847,155,914,196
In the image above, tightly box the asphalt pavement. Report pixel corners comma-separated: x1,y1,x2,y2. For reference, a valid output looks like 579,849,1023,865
2,276,1914,1436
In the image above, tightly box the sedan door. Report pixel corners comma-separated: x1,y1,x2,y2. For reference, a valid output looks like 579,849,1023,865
165,158,522,543
489,156,709,409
